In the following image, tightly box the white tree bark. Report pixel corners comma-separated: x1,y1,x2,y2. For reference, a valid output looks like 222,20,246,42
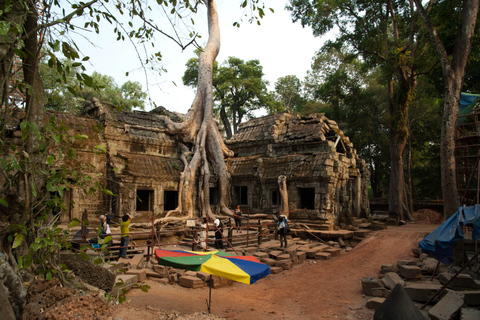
162,0,234,220
278,175,289,217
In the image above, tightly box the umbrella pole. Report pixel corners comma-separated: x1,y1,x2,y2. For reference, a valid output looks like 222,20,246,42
206,274,212,313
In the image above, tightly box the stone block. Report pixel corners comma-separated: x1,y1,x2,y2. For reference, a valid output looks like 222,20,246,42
176,269,186,277
111,274,137,296
253,252,269,260
125,269,147,282
463,290,480,307
185,271,197,277
428,291,464,320
219,277,233,287
195,271,211,282
380,264,395,274
439,273,480,290
285,247,299,264
305,246,328,259
208,275,222,288
297,244,314,251
154,278,170,285
412,248,422,258
421,258,441,275
404,283,445,302
275,259,293,270
371,287,390,298
146,269,163,278
381,272,405,290
354,229,371,238
260,258,277,267
460,308,480,320
117,257,131,267
366,297,385,310
277,253,292,261
397,260,417,267
178,276,204,289
129,254,145,269
297,251,307,263
324,247,341,257
362,277,383,296
269,250,283,259
153,265,167,277
358,223,371,229
315,252,331,260
169,273,179,283
398,265,422,280
270,267,283,274
243,247,257,255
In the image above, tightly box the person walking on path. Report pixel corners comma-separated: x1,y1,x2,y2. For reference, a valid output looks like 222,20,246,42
199,217,208,251
99,215,113,247
234,205,242,233
277,215,288,249
119,213,132,258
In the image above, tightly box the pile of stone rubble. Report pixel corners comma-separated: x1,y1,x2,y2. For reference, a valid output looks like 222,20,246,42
106,236,358,295
362,248,480,320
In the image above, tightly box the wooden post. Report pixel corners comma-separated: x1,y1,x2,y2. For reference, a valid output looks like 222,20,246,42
258,219,262,245
246,208,250,247
228,218,233,246
274,222,278,240
81,209,88,246
192,230,198,251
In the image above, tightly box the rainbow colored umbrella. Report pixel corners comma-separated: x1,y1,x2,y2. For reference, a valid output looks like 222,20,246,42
155,248,271,285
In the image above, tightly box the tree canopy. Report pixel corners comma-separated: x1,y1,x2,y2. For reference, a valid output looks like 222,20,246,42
287,0,440,220
183,54,272,138
41,61,147,113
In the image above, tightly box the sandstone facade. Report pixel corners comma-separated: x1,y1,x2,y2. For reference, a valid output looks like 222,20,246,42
3,100,370,226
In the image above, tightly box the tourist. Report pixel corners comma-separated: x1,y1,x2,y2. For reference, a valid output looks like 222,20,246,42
199,217,208,251
119,213,132,258
99,215,113,247
234,205,242,233
277,215,288,249
214,219,224,250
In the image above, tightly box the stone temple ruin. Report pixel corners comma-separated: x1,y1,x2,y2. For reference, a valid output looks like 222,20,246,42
4,98,370,226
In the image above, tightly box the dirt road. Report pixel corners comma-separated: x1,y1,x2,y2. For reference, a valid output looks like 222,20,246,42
112,223,437,320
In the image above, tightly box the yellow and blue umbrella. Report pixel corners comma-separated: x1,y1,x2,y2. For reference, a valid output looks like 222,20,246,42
155,248,270,285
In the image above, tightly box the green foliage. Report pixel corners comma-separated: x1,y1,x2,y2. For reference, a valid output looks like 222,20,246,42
41,60,147,113
108,278,151,304
274,75,305,114
0,114,115,283
13,213,71,283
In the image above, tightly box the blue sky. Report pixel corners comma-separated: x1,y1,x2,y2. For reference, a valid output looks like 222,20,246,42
73,0,328,114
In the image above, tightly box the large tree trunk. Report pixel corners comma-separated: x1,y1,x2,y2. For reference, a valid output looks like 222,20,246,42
0,1,27,134
388,129,407,220
21,3,47,222
414,0,479,218
162,0,234,221
441,77,462,216
278,175,289,217
219,106,232,138
387,66,416,221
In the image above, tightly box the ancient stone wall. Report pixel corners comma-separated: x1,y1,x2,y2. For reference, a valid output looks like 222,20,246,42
1,102,369,226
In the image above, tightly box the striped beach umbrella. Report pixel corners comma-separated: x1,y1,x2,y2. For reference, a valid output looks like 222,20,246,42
155,248,271,285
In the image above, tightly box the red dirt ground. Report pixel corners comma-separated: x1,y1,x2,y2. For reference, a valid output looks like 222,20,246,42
112,223,438,320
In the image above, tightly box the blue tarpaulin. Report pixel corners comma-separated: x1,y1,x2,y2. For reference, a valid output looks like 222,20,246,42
418,205,480,265
460,92,480,111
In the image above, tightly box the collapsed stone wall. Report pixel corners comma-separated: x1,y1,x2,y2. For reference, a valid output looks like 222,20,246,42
227,112,370,225
1,101,370,226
